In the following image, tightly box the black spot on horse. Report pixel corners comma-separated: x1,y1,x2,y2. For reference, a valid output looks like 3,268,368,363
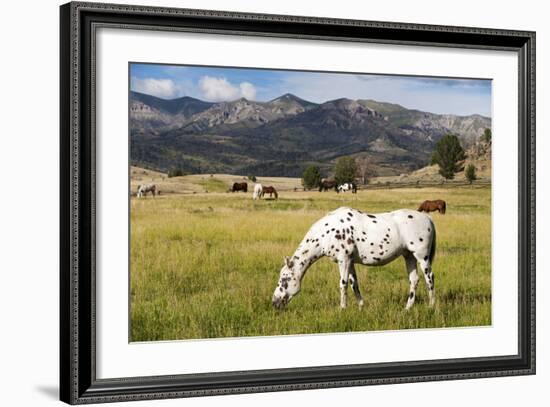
362,231,366,235
370,242,374,246
419,237,423,242
428,228,431,232
346,228,350,234
293,255,299,260
335,234,342,240
408,215,413,219
367,214,376,218
347,238,353,245
341,244,345,249
331,245,335,249
410,241,414,245
424,256,428,261
379,252,384,255
332,228,335,231
409,292,414,299
340,219,344,223
386,234,389,238
348,212,353,217
302,250,309,255
373,257,381,261
372,220,377,223
325,223,329,226
350,225,354,230
346,218,350,222
345,249,349,254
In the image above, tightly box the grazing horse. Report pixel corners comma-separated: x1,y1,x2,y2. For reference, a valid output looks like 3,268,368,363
261,186,278,199
337,182,357,194
272,207,436,310
137,184,156,198
232,182,248,193
418,199,446,214
253,183,263,200
319,179,337,192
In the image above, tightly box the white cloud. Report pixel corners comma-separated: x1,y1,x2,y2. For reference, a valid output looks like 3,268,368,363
239,82,257,100
199,76,257,101
279,73,491,116
131,77,180,99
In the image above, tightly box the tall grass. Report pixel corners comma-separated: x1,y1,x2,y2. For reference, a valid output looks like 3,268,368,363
130,186,491,341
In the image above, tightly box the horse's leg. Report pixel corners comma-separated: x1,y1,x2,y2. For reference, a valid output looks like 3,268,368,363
338,258,351,309
404,253,419,310
414,253,435,307
349,263,364,307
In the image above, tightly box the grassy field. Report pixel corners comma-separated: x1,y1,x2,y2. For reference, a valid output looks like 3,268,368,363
130,185,491,341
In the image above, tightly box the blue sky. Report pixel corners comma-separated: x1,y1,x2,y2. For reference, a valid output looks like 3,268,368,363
130,63,492,116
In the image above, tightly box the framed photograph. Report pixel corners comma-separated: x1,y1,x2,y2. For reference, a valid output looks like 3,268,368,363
60,1,535,404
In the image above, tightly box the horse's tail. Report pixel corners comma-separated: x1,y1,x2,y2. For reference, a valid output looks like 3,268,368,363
429,221,437,264
441,201,446,214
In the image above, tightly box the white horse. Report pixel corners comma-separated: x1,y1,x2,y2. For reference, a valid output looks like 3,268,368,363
337,182,357,194
253,183,263,200
137,183,156,198
272,207,436,310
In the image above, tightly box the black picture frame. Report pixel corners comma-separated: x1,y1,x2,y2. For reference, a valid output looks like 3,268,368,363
60,1,536,404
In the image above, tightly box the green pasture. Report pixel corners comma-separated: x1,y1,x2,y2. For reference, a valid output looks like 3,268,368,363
130,186,491,341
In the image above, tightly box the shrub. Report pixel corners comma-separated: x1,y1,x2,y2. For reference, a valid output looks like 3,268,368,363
334,156,357,185
302,166,322,190
431,134,466,179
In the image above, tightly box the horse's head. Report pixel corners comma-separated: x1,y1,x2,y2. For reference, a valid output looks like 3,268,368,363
272,256,301,309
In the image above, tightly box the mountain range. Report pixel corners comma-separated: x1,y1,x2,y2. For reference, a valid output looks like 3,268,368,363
130,91,491,177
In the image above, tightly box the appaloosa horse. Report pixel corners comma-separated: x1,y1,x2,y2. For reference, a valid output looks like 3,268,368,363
418,199,446,214
272,207,436,310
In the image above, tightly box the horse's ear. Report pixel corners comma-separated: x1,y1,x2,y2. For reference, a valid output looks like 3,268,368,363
284,256,294,269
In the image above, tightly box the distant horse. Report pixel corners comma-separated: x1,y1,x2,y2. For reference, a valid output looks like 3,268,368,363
337,182,357,194
137,184,156,198
261,186,278,199
232,182,248,193
319,179,337,192
253,183,263,200
418,199,446,214
272,207,436,310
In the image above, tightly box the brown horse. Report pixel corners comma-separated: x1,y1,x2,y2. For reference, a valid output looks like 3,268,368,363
232,182,248,193
418,199,446,214
261,186,278,199
319,179,337,192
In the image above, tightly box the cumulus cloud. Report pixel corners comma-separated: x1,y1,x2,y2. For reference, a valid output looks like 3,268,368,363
239,82,257,100
199,76,257,101
131,77,179,99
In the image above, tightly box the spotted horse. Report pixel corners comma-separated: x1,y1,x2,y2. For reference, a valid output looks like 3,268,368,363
272,207,436,310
